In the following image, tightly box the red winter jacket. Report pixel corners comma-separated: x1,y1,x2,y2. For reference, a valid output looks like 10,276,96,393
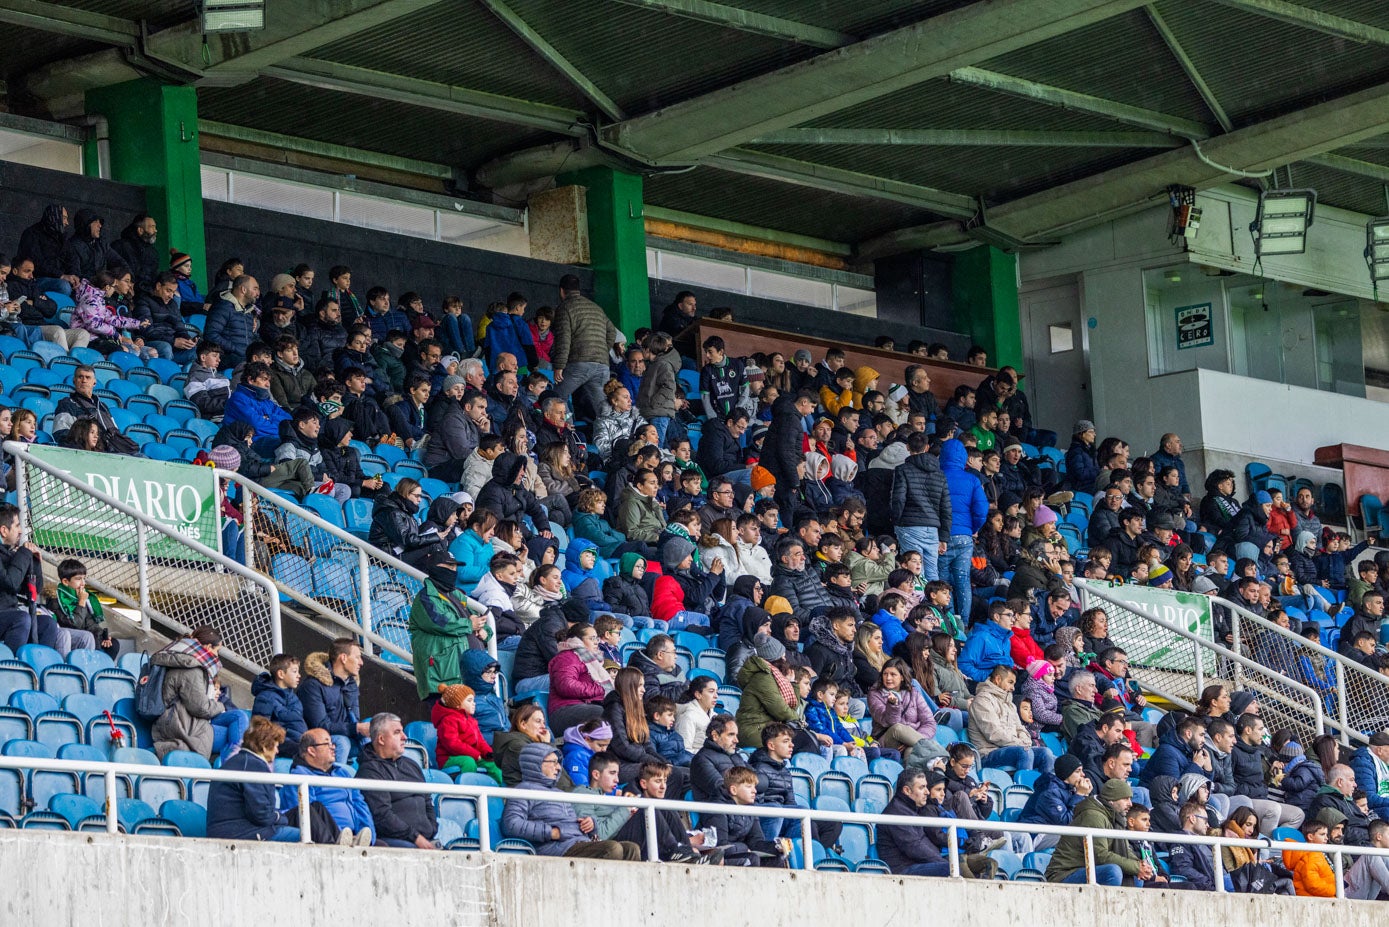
1010,627,1045,671
431,700,491,767
651,574,687,624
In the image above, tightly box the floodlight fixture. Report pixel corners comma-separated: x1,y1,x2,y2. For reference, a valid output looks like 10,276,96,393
202,0,264,33
1250,189,1315,257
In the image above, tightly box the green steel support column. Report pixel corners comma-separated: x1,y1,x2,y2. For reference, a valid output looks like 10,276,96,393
84,78,206,289
951,245,1023,370
557,166,650,337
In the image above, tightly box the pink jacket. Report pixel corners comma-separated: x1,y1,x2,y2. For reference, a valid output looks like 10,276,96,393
868,684,936,739
547,647,609,712
73,281,141,337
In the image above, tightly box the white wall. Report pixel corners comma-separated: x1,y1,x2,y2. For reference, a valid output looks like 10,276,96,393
1018,184,1389,476
7,831,1389,925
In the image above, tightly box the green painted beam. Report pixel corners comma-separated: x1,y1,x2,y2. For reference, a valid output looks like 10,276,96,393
708,148,979,218
266,58,586,135
750,127,1181,147
1144,6,1233,132
643,204,852,255
0,0,135,43
1209,0,1389,45
199,120,455,179
949,67,1212,138
607,0,852,47
601,0,1150,163
555,166,650,337
952,245,1023,370
145,0,450,78
476,0,625,121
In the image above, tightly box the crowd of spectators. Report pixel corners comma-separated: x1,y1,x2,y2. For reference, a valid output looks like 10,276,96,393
10,203,1389,893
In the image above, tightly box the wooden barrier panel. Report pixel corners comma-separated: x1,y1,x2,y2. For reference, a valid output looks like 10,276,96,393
1314,443,1389,516
692,317,995,404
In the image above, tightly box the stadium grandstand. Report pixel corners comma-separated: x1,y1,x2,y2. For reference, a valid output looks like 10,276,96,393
5,0,1389,921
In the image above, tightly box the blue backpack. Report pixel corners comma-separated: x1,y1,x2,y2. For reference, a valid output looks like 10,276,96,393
134,662,170,720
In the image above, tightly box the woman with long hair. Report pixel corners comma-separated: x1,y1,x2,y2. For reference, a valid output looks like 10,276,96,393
602,667,688,793
929,632,972,711
547,622,613,732
853,623,889,694
536,440,585,527
867,657,936,757
698,516,743,584
674,676,719,752
492,702,561,788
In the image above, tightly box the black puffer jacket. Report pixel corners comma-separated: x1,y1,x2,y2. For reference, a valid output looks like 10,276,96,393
889,452,950,529
768,563,830,613
17,205,66,278
355,743,436,844
696,416,743,478
367,491,435,557
690,740,748,803
1219,496,1272,554
1231,740,1270,800
319,419,369,497
299,315,348,374
110,218,159,291
61,208,111,279
748,746,795,806
137,290,193,344
763,395,805,484
421,396,480,470
475,453,549,528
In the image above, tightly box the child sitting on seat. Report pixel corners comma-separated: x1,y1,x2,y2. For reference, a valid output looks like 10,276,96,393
431,683,503,783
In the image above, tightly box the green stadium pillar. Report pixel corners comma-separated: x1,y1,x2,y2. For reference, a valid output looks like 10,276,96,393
556,165,649,338
84,78,206,290
951,245,1023,370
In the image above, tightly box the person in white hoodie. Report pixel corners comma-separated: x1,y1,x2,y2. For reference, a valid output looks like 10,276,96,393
674,676,719,752
733,513,774,585
461,434,505,501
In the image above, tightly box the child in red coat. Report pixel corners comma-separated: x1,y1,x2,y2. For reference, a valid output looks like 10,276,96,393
432,684,503,783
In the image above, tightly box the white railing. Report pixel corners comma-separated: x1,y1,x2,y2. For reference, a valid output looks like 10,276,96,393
7,442,281,675
1076,580,1327,740
219,471,495,669
1,753,1383,897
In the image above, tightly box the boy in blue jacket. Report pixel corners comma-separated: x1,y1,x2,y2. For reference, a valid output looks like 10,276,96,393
461,649,510,744
647,696,693,766
251,654,307,757
1018,754,1088,848
803,678,865,760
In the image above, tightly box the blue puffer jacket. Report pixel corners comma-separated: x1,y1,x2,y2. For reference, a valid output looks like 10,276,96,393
940,439,988,538
296,652,361,742
1018,771,1082,827
1139,730,1205,785
449,529,495,587
462,649,509,744
958,620,1013,683
484,313,535,370
1281,756,1324,812
1350,747,1389,815
250,673,306,755
204,294,257,359
1065,439,1100,495
278,762,374,833
206,750,291,840
224,382,291,441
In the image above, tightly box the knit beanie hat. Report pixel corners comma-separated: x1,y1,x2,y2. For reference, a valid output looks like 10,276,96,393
438,683,475,708
1255,490,1273,505
750,466,776,492
1053,754,1083,781
1278,741,1305,762
1100,778,1133,801
1098,696,1125,715
1032,505,1058,527
169,249,191,268
619,552,646,577
764,595,793,616
1026,659,1050,681
1147,564,1172,586
1193,575,1219,594
753,632,786,663
209,444,241,470
442,374,468,393
793,349,813,364
662,537,696,571
888,384,908,403
270,273,296,294
1230,690,1257,716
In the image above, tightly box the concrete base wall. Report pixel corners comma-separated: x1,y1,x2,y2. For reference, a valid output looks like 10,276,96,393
6,831,1386,927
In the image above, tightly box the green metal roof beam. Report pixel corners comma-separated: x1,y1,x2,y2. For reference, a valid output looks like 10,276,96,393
607,0,853,48
708,148,978,219
265,58,586,135
601,0,1151,163
199,120,454,179
1306,154,1389,184
476,0,625,122
0,0,136,44
949,67,1212,138
750,127,1181,147
1209,0,1389,46
1144,6,1233,132
145,1,451,79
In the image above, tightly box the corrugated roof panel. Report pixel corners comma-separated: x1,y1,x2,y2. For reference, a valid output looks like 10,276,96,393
55,0,189,27
746,142,1149,202
699,0,974,38
813,79,1156,133
304,3,589,111
197,77,556,168
501,0,820,114
1287,161,1386,219
981,7,1213,128
1154,0,1389,126
644,167,942,242
1292,0,1389,32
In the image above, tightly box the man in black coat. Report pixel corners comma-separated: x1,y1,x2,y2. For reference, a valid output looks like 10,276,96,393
764,391,815,524
354,713,438,849
60,208,111,281
690,715,749,803
17,203,71,291
1068,713,1126,789
110,213,160,292
876,767,951,876
889,432,950,580
696,409,750,480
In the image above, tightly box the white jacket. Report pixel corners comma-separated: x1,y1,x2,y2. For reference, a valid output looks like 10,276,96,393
674,701,714,752
734,538,773,585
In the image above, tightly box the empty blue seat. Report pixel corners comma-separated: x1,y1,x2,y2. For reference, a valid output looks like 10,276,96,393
104,352,145,375
50,793,102,829
163,399,200,424
146,359,183,384
67,649,115,678
0,706,32,744
116,798,157,831
159,799,206,838
106,379,145,405
816,771,854,805
344,498,373,537
17,644,62,676
39,665,87,701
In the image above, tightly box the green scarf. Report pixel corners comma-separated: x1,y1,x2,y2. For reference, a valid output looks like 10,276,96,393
57,583,102,621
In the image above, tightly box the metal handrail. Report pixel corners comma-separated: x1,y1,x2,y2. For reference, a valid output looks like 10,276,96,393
0,752,1376,897
1076,579,1327,736
5,441,281,673
1218,594,1381,745
218,470,497,662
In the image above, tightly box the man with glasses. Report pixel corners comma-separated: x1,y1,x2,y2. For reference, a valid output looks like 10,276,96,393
699,478,743,532
959,601,1018,683
1094,646,1157,748
278,727,375,846
627,633,686,700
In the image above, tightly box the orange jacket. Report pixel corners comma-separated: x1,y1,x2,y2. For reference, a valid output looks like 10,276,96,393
1282,843,1336,897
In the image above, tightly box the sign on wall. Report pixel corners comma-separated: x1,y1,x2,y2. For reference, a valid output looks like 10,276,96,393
26,446,221,560
1175,302,1214,350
